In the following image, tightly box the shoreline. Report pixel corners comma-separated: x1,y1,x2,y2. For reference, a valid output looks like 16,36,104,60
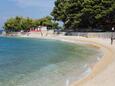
69,37,115,86
1,35,115,86
44,36,114,86
18,35,115,86
28,36,115,86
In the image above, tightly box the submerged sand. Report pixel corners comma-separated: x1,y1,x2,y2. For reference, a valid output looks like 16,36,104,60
10,34,115,86
40,36,115,86
47,36,115,86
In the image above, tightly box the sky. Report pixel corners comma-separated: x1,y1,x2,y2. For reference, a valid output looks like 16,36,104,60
0,0,55,30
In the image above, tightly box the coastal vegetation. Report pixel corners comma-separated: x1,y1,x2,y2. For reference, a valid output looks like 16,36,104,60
51,0,115,31
3,16,59,32
3,0,115,32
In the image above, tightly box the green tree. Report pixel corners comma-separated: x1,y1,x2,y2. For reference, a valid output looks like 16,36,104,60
3,16,24,32
51,0,115,31
3,16,60,32
20,17,33,31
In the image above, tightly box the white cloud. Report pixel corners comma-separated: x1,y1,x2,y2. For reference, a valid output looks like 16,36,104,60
9,0,55,8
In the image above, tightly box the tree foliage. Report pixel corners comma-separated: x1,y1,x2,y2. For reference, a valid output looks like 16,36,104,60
51,0,115,31
3,16,59,32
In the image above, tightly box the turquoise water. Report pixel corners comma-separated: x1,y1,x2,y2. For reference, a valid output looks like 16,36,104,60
0,37,101,86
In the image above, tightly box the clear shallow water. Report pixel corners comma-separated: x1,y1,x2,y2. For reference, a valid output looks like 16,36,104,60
0,37,102,86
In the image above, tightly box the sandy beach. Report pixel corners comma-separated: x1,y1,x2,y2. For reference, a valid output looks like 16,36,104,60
55,36,115,86
1,0,114,85
54,36,115,86
69,37,115,86
9,34,115,86
44,36,115,86
32,35,115,86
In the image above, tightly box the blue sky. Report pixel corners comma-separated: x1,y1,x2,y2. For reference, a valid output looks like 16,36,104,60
0,0,55,29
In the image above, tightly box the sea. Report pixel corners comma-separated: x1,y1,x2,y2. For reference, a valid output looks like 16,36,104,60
0,37,102,86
